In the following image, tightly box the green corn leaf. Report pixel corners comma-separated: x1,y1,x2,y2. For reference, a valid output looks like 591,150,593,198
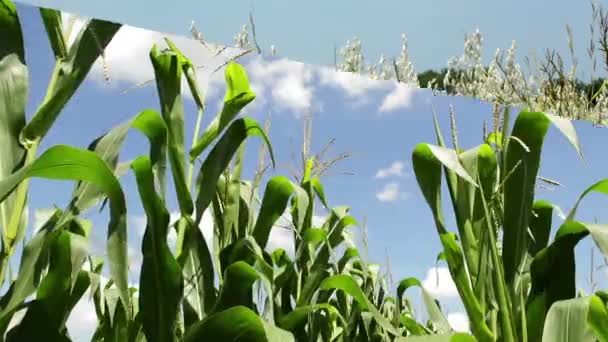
310,176,329,209
222,145,244,244
0,0,28,268
6,229,90,341
71,109,167,213
528,200,555,257
132,156,183,342
544,113,584,160
150,44,192,216
21,18,121,143
397,277,452,334
566,178,608,222
412,143,493,342
194,117,274,226
212,261,259,314
178,216,216,324
588,294,608,341
164,38,206,112
39,8,68,60
541,296,596,342
252,176,308,249
395,333,477,341
0,210,60,333
426,144,477,187
501,111,549,286
0,145,130,316
182,306,294,342
319,274,400,336
526,220,608,340
277,304,346,333
189,62,256,160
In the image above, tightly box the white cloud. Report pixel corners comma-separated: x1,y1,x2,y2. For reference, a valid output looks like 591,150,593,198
375,161,406,179
266,226,295,257
379,82,415,112
376,182,408,202
66,293,98,340
318,68,388,97
422,267,459,299
60,11,245,101
247,57,314,114
447,312,470,333
63,12,421,119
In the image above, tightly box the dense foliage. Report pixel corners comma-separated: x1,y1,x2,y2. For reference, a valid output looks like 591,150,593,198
1,1,608,341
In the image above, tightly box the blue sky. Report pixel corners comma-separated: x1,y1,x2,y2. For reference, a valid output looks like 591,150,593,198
14,0,599,78
7,2,608,339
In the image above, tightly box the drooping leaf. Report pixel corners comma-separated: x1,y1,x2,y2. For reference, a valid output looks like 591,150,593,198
0,210,60,332
189,62,256,160
397,277,452,334
21,18,121,143
132,156,183,342
412,143,493,342
252,176,308,249
39,8,68,60
0,145,130,315
183,306,294,342
150,44,193,215
320,274,400,336
194,118,274,226
212,261,259,314
71,109,167,213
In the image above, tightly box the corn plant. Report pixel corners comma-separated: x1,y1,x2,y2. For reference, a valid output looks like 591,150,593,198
0,2,453,341
410,105,608,341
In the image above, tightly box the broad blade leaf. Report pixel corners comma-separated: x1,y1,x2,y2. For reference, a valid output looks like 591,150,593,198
183,306,294,342
194,118,274,226
189,62,256,160
0,145,130,315
541,297,596,342
252,176,308,249
150,44,193,215
320,274,400,336
132,156,183,342
502,111,551,286
0,0,28,266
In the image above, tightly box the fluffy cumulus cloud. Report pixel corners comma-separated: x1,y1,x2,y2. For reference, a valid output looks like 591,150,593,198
61,11,244,100
375,182,408,202
375,161,407,179
246,57,316,115
447,312,470,332
379,82,416,112
61,11,417,117
422,266,459,299
318,68,388,98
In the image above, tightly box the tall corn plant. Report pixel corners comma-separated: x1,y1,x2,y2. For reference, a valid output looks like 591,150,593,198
0,2,127,340
0,3,418,341
410,106,608,341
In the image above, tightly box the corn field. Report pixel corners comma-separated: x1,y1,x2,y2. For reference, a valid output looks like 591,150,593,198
1,1,608,341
